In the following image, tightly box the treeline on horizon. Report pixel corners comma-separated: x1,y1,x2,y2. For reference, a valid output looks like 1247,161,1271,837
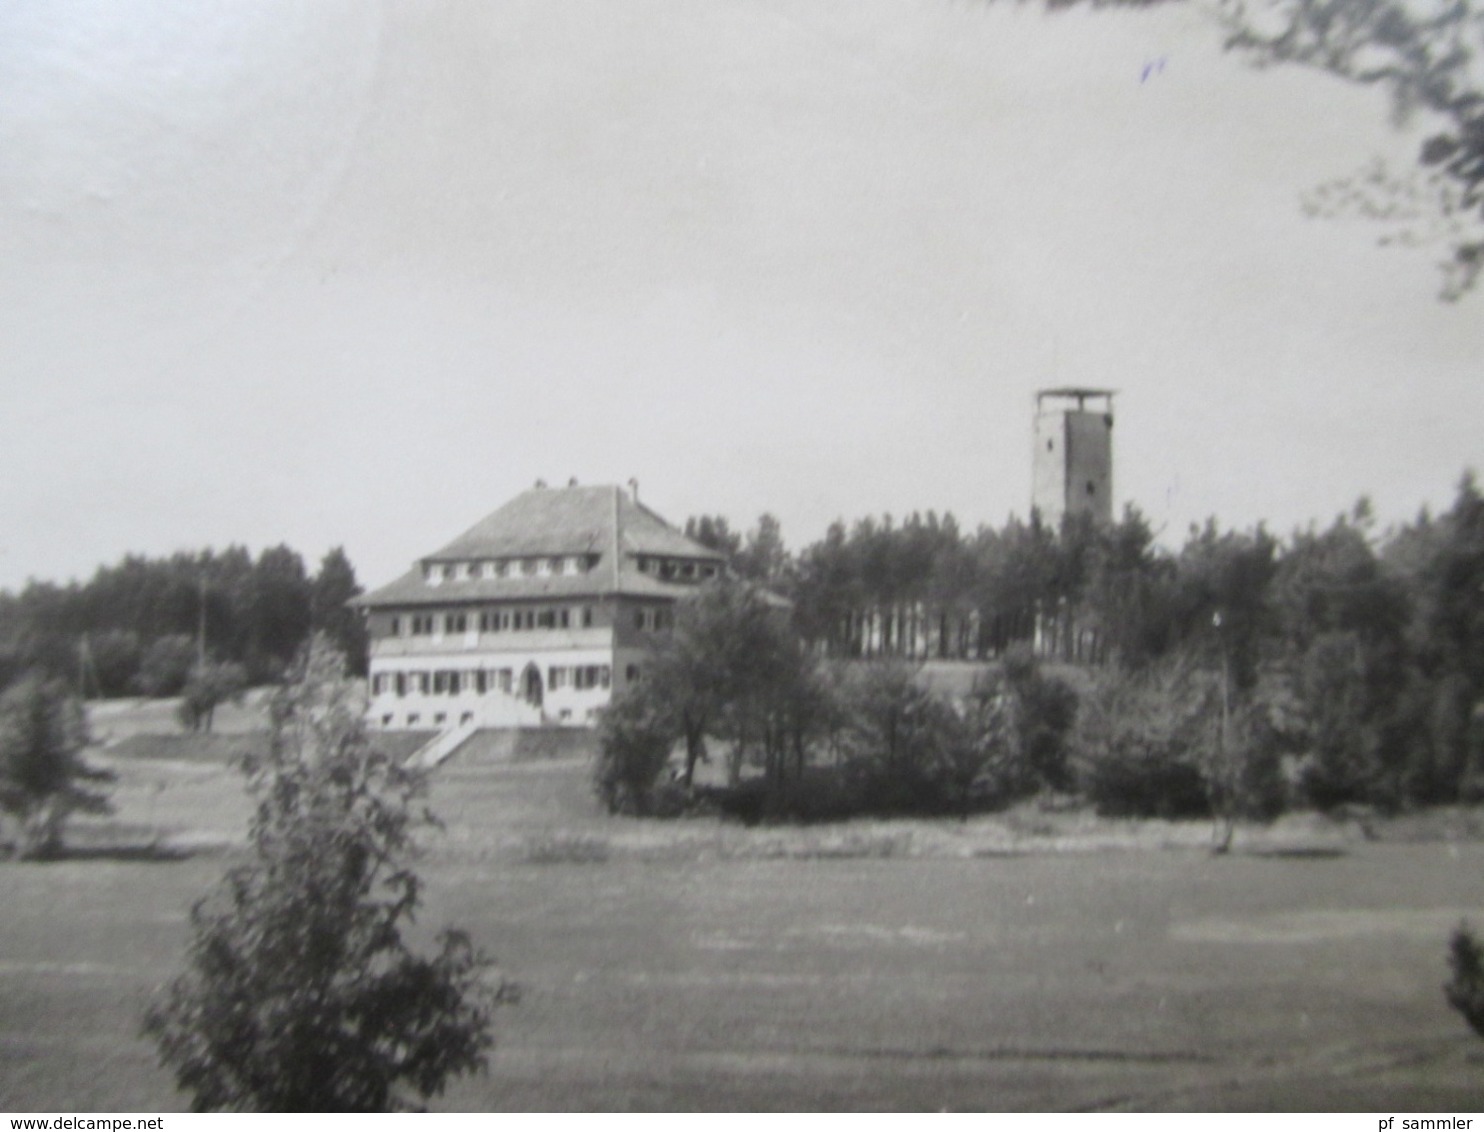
0,545,369,697
1,471,1480,809
691,470,1484,809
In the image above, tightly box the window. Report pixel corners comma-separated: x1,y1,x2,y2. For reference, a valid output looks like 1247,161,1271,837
1086,481,1097,496
381,714,393,727
538,609,556,629
411,614,434,636
582,606,594,628
395,673,406,697
634,607,667,632
460,711,474,725
702,565,716,579
434,712,446,726
559,608,570,628
476,670,488,694
682,562,695,579
549,557,565,575
389,616,401,636
574,665,611,691
559,709,572,721
521,559,538,576
626,664,641,683
497,669,513,693
445,613,467,634
407,713,420,726
549,666,568,689
442,563,456,581
433,671,449,694
417,672,429,694
495,560,509,578
637,556,650,573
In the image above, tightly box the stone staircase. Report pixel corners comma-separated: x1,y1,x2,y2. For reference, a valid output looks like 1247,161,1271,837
410,717,482,769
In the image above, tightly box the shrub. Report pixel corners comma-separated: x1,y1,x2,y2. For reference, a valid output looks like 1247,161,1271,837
1073,660,1216,819
1446,923,1484,1039
144,638,512,1112
1001,647,1080,793
593,683,676,816
840,663,961,815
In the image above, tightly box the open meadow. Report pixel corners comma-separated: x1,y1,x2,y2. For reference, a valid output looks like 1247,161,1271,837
2,724,1483,1111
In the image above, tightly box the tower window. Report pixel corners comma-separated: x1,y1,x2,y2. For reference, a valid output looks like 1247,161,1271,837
1047,440,1054,451
1086,481,1096,495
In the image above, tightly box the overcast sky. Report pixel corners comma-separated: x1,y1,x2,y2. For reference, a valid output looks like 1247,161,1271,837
2,0,1479,592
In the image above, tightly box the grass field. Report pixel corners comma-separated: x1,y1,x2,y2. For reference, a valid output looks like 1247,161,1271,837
3,727,1484,1112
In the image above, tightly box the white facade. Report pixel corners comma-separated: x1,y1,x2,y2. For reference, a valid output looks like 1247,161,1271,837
355,483,725,731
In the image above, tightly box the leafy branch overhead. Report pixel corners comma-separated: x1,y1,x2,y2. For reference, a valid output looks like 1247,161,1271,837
1034,0,1484,296
1221,0,1484,295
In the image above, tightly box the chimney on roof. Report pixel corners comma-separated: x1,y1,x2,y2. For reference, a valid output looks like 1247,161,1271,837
627,477,639,503
568,477,578,487
534,478,547,489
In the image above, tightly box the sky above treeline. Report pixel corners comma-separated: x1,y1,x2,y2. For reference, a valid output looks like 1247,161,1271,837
2,0,1479,593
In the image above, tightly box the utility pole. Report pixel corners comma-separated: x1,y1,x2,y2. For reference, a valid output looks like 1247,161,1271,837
1212,609,1235,855
197,572,208,668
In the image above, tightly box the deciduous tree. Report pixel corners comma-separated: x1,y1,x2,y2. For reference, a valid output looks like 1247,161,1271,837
145,638,511,1111
176,660,249,733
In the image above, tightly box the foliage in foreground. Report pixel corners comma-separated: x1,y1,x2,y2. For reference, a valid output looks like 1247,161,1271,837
0,674,112,859
144,638,512,1112
1446,923,1484,1039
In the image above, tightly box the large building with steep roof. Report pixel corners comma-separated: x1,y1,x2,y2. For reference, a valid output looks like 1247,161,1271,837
355,481,726,730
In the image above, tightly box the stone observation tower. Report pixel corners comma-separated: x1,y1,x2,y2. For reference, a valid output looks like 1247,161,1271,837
1032,387,1115,527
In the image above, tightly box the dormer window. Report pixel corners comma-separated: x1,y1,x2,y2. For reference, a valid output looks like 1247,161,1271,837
424,564,440,585
521,559,538,577
549,556,565,575
637,557,650,573
442,563,456,581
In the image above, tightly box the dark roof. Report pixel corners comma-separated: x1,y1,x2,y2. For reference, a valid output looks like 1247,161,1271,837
428,484,712,561
1036,387,1116,402
356,484,725,609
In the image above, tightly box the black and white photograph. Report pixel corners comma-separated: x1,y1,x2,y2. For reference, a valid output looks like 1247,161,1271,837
2,0,1483,1114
